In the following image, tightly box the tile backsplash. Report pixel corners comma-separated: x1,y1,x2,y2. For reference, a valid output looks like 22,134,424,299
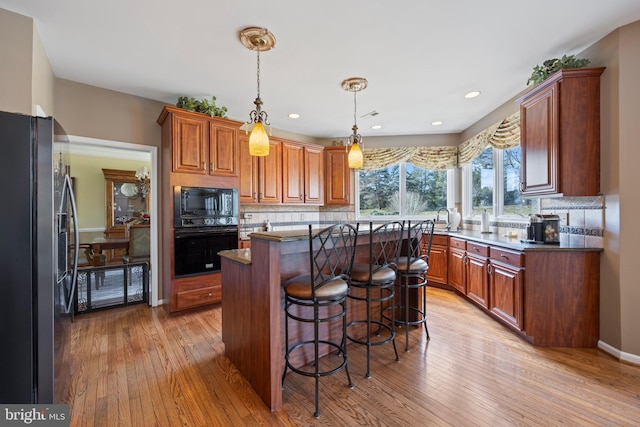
241,195,605,248
239,204,354,237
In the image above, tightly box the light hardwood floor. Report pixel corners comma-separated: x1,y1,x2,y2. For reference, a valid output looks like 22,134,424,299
61,287,640,426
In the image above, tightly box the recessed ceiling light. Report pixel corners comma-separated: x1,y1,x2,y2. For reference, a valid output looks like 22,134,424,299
371,125,382,130
431,121,443,126
288,113,300,119
464,91,481,99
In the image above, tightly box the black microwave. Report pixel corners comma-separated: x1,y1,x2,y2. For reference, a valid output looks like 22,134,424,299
174,186,238,228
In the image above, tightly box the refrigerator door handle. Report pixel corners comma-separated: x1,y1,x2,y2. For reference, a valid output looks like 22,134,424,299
62,174,80,315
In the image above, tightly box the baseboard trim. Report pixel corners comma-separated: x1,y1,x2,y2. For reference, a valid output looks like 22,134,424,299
598,340,640,365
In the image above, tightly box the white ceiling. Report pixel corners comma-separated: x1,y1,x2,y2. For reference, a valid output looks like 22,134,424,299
2,0,640,139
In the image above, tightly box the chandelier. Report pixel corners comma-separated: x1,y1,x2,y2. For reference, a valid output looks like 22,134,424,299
239,27,276,157
342,77,368,169
135,166,150,197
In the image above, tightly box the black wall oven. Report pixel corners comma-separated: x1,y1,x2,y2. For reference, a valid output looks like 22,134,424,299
174,186,239,277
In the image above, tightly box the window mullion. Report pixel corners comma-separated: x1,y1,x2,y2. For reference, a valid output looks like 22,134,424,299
494,149,504,217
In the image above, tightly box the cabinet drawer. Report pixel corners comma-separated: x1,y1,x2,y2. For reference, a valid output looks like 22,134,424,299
490,247,524,267
175,272,222,292
467,242,489,257
449,237,466,250
431,234,448,246
176,285,221,310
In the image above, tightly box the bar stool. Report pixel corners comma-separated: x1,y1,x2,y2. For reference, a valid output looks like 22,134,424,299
281,223,359,418
390,219,435,351
347,221,403,377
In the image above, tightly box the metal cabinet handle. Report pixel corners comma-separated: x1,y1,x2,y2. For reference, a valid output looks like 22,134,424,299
207,293,212,298
487,263,493,275
501,254,507,259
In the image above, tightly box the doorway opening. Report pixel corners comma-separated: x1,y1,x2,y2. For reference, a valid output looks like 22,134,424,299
56,134,160,307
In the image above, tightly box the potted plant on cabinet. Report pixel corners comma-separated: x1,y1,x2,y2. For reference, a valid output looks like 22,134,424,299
526,54,590,86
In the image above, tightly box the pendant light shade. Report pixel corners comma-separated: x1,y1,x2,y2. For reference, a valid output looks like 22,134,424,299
249,121,270,156
347,141,363,169
239,27,276,157
342,77,368,169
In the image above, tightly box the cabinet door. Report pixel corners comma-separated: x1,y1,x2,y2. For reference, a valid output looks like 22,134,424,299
520,82,559,196
466,254,489,309
426,244,448,286
324,146,350,205
282,142,304,203
489,261,524,331
172,114,207,174
448,248,466,294
259,140,282,203
238,134,259,203
209,121,238,177
304,146,324,204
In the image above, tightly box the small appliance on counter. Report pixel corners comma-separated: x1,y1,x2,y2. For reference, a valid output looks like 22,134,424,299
523,214,560,244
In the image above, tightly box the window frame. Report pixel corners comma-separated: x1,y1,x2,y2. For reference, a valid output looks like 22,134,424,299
462,147,536,221
355,163,456,221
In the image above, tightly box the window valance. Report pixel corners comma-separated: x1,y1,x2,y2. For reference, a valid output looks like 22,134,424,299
353,111,519,171
457,112,520,166
358,145,458,171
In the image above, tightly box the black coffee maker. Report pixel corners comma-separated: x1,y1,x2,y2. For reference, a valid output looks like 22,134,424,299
526,214,560,244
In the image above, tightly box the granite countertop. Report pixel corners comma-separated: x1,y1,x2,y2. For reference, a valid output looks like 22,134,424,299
248,228,602,252
219,248,252,264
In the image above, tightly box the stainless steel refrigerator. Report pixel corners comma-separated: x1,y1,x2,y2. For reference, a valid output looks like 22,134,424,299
0,111,77,404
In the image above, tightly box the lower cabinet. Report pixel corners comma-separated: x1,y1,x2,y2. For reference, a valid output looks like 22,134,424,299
488,246,524,331
465,242,489,309
444,235,600,347
426,234,449,286
171,271,222,312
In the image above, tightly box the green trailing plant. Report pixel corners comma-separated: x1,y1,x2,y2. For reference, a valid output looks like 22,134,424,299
526,54,591,86
176,96,228,117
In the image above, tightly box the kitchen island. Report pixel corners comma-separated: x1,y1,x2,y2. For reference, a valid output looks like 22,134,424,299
219,228,602,411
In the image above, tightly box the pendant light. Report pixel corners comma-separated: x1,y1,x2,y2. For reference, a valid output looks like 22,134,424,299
342,77,368,169
239,27,276,156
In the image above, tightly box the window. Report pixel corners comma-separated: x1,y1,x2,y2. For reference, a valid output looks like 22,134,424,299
357,163,450,219
471,146,494,216
463,145,535,218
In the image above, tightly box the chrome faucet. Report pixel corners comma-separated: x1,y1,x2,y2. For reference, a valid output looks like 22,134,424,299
436,207,450,230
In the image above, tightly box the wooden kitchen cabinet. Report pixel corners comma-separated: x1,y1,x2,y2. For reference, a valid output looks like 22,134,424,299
159,105,239,180
465,242,489,309
238,134,282,204
488,247,524,331
448,237,466,294
303,145,324,204
426,234,448,287
324,146,350,205
446,235,600,347
281,140,323,205
517,67,605,197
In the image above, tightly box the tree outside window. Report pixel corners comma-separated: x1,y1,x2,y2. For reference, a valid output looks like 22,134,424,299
471,147,494,216
357,163,448,218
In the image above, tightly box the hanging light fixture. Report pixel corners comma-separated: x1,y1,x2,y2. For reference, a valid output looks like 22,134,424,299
239,27,276,157
135,166,150,198
342,77,368,169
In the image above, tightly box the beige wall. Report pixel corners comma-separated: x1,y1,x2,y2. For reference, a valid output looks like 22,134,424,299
0,8,33,115
31,25,55,116
54,78,166,147
617,22,640,356
70,154,151,231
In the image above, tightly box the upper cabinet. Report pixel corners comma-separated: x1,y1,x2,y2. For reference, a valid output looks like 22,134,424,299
324,146,350,205
282,140,324,205
517,67,605,197
158,106,240,183
239,134,282,204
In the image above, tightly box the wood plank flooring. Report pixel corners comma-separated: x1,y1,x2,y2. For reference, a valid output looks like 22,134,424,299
60,287,640,426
